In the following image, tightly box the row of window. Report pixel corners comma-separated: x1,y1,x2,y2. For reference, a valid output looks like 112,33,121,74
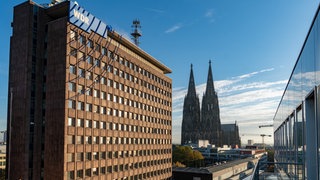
67,135,171,145
68,82,171,115
70,29,171,88
69,64,171,107
68,99,171,125
66,150,171,162
67,166,170,180
68,118,171,133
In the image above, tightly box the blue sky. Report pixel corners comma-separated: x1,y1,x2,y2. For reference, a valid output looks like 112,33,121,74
1,0,319,145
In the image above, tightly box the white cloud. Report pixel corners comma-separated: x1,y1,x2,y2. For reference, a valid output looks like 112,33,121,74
205,9,214,18
165,24,182,33
204,9,215,23
145,8,165,14
171,68,285,145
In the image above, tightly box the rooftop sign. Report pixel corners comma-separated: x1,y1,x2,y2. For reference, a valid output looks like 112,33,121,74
69,1,112,38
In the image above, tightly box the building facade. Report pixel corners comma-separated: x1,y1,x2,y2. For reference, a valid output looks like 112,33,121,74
181,62,239,147
221,123,241,148
273,4,320,180
7,1,172,180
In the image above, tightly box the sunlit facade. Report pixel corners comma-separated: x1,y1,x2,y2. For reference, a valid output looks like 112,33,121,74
273,4,320,179
7,1,172,179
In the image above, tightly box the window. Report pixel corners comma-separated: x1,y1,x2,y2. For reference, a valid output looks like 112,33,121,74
77,118,84,127
93,105,99,113
108,50,113,59
85,137,92,144
100,137,106,144
107,79,113,87
94,75,100,83
113,165,118,172
77,101,84,110
85,120,92,128
78,85,84,94
87,39,93,48
119,57,124,64
68,82,76,92
100,122,106,129
107,93,113,101
100,167,106,174
113,123,118,130
70,30,76,40
86,72,93,80
119,70,124,78
76,170,83,178
102,47,107,55
107,166,112,173
93,152,99,160
101,61,106,70
86,55,93,64
85,169,91,177
68,100,76,109
93,121,99,128
101,91,106,99
95,44,100,52
79,35,85,45
68,117,75,126
100,77,106,84
78,68,85,78
114,68,118,76
94,59,100,67
108,65,113,73
119,97,124,104
107,108,112,115
67,171,74,180
101,107,106,114
69,65,76,74
76,152,83,161
113,95,118,103
86,88,92,96
67,153,74,162
113,81,119,89
76,136,83,144
93,89,100,98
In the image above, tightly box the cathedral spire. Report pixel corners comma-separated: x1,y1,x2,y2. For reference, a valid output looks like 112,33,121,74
182,63,201,145
205,60,215,95
201,60,222,147
187,64,197,97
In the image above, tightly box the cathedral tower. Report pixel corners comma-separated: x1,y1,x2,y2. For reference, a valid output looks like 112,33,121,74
201,61,222,146
181,64,201,145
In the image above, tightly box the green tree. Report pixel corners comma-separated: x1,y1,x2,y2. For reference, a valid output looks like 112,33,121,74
172,146,204,167
266,149,275,172
173,161,186,167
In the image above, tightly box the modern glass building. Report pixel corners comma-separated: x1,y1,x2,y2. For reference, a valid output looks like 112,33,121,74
274,4,320,179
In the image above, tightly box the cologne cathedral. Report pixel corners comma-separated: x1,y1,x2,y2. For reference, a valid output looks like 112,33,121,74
181,61,241,147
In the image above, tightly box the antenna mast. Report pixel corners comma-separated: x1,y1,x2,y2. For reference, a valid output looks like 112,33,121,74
131,19,142,46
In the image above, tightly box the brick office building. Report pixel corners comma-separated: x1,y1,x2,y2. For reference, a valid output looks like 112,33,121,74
7,1,172,179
